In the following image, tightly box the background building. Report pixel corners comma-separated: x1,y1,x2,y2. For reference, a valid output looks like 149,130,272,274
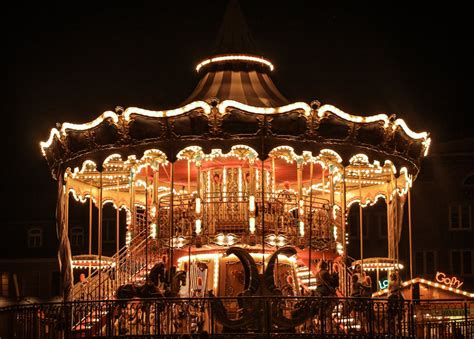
347,137,474,291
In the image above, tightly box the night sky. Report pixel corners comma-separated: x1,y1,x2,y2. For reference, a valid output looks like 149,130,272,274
3,2,472,221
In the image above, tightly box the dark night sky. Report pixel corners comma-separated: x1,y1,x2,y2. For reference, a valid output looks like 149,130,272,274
2,2,472,221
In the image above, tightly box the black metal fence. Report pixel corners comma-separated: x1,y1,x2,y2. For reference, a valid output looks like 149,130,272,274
0,297,472,338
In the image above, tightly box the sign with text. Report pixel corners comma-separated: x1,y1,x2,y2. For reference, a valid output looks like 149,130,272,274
435,272,464,289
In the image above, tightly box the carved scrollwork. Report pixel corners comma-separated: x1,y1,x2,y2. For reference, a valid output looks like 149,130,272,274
206,98,227,136
256,114,273,136
306,100,321,138
116,114,131,145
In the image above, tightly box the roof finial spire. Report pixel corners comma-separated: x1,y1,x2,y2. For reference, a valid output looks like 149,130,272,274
213,0,258,55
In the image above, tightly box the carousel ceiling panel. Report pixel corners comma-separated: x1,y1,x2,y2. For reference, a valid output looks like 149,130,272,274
356,122,385,147
270,112,307,136
172,111,209,136
316,115,351,140
221,110,260,134
128,116,165,140
93,122,120,145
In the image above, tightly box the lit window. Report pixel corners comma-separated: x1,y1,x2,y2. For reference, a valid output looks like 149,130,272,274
414,250,437,276
377,212,387,239
449,204,472,230
70,227,84,247
1,272,9,297
27,228,43,248
451,250,473,275
464,175,474,200
348,207,369,239
103,218,115,243
21,271,40,297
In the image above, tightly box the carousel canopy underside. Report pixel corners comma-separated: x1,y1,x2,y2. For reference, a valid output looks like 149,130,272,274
41,100,430,181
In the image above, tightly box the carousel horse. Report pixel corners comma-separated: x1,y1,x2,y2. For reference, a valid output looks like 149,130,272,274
113,262,187,334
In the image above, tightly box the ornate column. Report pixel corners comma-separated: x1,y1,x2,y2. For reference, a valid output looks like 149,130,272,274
98,171,103,299
296,157,305,244
57,172,74,301
248,154,256,245
358,164,364,270
195,157,203,247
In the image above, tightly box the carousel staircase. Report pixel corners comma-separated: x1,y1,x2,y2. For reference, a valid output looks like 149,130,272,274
71,208,162,301
296,264,318,291
72,210,162,335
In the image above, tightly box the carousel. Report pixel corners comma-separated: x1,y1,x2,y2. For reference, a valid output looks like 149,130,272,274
37,3,432,336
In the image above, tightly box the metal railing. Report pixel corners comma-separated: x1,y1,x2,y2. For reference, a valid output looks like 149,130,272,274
1,297,472,338
72,229,159,301
157,191,333,240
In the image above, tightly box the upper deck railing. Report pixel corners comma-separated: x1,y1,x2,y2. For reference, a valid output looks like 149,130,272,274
157,191,335,246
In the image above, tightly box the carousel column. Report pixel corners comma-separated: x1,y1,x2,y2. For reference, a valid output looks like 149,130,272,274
394,175,400,265
248,155,256,245
386,177,391,260
387,170,395,262
341,166,348,295
358,164,364,272
322,167,326,237
145,167,149,281
152,163,159,240
329,165,335,241
88,183,93,278
308,161,314,284
115,180,120,289
296,157,305,248
187,160,191,195
127,167,136,247
408,186,414,292
98,171,103,299
271,157,276,194
261,157,265,268
194,159,203,247
126,167,135,283
169,162,175,270
386,170,396,286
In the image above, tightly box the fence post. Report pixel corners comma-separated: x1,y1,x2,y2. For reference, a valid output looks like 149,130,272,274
368,299,374,337
64,302,72,339
319,298,325,336
410,301,415,338
464,300,468,338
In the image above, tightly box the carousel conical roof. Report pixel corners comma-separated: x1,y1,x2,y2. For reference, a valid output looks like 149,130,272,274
182,0,288,107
